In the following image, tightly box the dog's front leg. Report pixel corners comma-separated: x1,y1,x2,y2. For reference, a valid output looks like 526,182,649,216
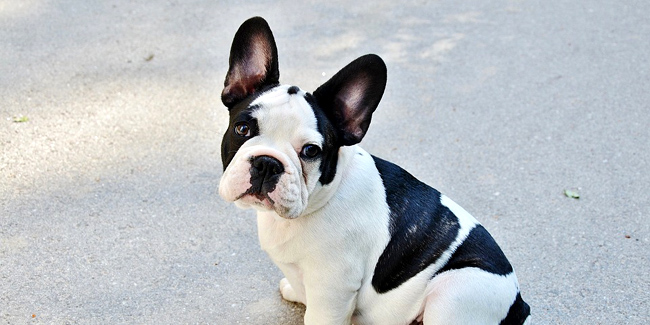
274,262,306,304
301,265,359,325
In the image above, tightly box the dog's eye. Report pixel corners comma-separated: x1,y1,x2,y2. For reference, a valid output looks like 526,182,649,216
300,144,322,159
234,122,250,137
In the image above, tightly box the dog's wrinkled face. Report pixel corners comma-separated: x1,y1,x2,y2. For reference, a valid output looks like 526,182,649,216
219,85,336,219
218,17,387,219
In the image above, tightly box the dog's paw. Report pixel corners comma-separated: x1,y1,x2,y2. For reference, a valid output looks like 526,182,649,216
279,278,302,303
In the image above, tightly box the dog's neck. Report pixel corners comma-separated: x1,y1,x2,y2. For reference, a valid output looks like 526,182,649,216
297,145,358,217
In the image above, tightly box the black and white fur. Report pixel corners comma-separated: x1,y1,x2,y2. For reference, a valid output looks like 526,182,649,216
219,17,530,325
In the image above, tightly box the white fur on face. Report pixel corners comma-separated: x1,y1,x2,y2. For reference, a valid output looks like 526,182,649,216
219,85,325,219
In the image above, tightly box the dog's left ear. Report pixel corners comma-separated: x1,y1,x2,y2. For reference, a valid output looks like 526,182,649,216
222,17,280,108
313,54,387,146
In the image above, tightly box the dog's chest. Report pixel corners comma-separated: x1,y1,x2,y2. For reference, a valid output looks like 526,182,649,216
256,146,391,266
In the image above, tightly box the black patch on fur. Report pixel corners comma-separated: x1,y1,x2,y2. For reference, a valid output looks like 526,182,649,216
220,98,262,170
287,86,300,95
499,293,531,325
305,93,340,185
434,225,514,276
371,156,461,294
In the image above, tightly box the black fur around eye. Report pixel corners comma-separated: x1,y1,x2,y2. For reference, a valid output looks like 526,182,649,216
301,144,322,159
234,122,251,137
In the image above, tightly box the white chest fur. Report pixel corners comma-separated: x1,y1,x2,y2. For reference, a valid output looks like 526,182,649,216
257,146,388,265
256,146,393,323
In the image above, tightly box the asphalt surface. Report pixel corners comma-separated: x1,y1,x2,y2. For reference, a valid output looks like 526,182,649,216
1,1,649,324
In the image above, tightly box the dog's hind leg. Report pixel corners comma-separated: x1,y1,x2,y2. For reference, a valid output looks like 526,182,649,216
421,268,523,325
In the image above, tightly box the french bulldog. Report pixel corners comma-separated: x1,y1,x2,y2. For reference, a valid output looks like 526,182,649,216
218,17,530,325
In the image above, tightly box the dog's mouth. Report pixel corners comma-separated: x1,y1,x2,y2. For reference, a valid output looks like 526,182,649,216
236,190,276,210
237,191,299,219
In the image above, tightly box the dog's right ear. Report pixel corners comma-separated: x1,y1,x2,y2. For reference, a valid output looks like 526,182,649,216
222,17,279,108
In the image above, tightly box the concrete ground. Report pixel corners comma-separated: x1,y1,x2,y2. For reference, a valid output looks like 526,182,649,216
1,0,648,324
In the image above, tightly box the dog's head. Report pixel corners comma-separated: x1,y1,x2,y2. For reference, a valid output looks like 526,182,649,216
219,17,387,219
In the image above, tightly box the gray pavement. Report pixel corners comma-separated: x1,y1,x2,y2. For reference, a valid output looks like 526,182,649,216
1,1,648,324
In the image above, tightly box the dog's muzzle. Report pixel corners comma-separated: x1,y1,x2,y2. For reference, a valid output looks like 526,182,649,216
247,155,285,198
220,147,308,219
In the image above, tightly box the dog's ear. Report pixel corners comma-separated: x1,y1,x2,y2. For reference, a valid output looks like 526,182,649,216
222,17,279,108
313,54,387,146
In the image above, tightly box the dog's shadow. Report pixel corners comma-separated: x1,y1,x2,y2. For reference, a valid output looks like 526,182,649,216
280,298,305,323
275,299,423,325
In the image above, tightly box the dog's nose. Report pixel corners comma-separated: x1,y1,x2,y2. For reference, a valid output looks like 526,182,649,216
252,156,284,176
249,155,285,195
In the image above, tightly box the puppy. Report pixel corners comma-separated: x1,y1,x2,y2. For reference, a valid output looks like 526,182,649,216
218,17,530,325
